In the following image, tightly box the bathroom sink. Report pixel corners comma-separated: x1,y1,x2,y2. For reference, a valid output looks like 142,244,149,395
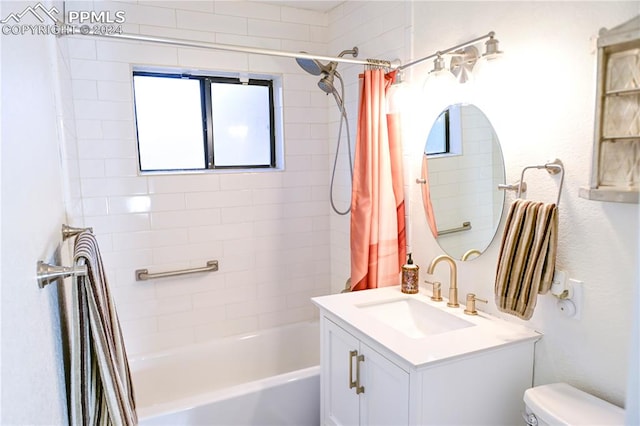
356,297,475,339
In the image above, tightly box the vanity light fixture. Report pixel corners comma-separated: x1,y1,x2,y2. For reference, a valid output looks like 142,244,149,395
399,31,503,86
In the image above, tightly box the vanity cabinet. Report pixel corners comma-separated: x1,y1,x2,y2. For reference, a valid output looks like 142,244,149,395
322,318,409,425
317,296,539,426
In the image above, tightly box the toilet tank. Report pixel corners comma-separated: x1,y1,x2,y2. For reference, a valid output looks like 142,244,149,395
523,383,625,425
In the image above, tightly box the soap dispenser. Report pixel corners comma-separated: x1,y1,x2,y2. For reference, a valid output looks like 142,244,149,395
401,253,419,294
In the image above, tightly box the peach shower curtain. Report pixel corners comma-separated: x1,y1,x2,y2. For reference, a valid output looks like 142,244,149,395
350,69,406,291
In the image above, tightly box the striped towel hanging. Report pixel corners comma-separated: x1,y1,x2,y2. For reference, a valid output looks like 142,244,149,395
494,199,558,320
70,231,137,425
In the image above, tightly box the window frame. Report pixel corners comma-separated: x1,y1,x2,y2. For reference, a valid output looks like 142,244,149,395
132,70,277,173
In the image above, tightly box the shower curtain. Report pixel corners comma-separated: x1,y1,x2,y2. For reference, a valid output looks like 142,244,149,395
350,69,406,291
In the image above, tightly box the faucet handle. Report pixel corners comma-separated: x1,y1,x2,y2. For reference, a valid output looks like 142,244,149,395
424,280,443,301
464,293,488,315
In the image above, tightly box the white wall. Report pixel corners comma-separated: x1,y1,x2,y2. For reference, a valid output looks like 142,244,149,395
0,1,76,422
405,1,639,408
65,0,333,355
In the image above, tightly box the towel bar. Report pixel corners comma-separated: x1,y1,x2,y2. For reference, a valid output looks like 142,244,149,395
62,224,93,241
135,260,219,281
37,260,88,288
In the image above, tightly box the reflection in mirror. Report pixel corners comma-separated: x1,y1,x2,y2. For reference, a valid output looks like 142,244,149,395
421,104,505,260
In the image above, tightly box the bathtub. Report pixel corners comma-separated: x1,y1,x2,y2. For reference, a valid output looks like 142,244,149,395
130,321,320,425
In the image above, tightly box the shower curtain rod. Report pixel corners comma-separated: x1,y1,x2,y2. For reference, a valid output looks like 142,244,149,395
64,29,401,69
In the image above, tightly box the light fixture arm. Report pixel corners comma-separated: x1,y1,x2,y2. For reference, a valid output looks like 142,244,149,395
398,31,496,71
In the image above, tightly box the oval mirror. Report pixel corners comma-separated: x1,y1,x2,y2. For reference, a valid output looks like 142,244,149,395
421,104,505,261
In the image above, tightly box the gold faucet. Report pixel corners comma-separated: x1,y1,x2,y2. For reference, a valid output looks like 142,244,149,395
426,255,459,307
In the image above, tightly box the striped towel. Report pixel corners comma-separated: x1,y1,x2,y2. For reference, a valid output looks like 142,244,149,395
494,199,558,320
71,231,137,425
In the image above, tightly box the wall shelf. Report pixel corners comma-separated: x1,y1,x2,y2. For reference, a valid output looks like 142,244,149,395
581,15,640,204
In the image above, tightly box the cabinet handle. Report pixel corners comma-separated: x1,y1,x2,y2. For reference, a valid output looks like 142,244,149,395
355,354,365,394
349,350,358,389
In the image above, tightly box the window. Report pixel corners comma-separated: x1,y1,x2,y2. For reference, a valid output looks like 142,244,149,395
133,71,276,172
425,109,450,155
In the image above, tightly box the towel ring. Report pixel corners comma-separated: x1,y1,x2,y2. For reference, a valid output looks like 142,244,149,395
517,159,564,205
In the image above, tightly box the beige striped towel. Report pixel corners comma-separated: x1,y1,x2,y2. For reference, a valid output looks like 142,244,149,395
71,231,137,425
494,199,558,320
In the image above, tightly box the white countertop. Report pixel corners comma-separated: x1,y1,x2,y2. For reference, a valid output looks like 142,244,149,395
312,286,541,368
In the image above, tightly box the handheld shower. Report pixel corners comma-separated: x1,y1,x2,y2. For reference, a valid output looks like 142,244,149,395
295,47,359,215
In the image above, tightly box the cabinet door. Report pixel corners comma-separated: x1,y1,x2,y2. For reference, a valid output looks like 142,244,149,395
359,342,410,426
323,319,360,426
322,318,410,426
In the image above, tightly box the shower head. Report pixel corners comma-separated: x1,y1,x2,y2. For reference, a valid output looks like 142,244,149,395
295,46,358,76
318,72,336,94
295,56,324,76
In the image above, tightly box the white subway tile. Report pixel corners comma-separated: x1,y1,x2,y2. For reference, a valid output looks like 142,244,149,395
66,37,97,60
101,120,136,140
157,307,225,332
187,222,253,242
215,33,282,50
72,80,98,100
139,1,214,13
176,10,246,34
151,209,222,229
184,190,251,209
138,24,216,43
120,317,158,340
248,18,309,41
74,99,133,121
104,158,138,177
218,174,282,191
108,1,177,27
281,6,327,26
117,295,192,321
77,138,137,160
111,229,189,251
82,197,109,216
75,119,102,139
148,174,220,194
101,247,153,269
253,217,312,236
214,1,280,21
97,80,133,102
70,59,131,82
177,48,249,71
96,40,178,65
152,241,223,265
192,283,256,309
251,186,310,205
79,159,106,178
81,176,148,197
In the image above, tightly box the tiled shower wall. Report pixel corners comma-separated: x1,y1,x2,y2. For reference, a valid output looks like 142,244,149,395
66,0,333,355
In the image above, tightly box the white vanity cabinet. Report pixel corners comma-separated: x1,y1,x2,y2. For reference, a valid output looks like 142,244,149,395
314,287,541,426
322,318,409,426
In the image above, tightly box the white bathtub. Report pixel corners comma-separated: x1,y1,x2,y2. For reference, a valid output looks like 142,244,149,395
131,321,320,425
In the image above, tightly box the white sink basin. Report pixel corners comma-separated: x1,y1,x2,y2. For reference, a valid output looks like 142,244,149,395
357,297,475,338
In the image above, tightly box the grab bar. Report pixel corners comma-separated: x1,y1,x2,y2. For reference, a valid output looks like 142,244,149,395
135,260,219,281
437,221,471,236
37,260,88,288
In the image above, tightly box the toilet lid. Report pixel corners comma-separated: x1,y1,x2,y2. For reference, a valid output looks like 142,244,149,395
524,383,625,425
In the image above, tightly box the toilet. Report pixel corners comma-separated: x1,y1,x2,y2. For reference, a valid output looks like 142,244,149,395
523,383,625,425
